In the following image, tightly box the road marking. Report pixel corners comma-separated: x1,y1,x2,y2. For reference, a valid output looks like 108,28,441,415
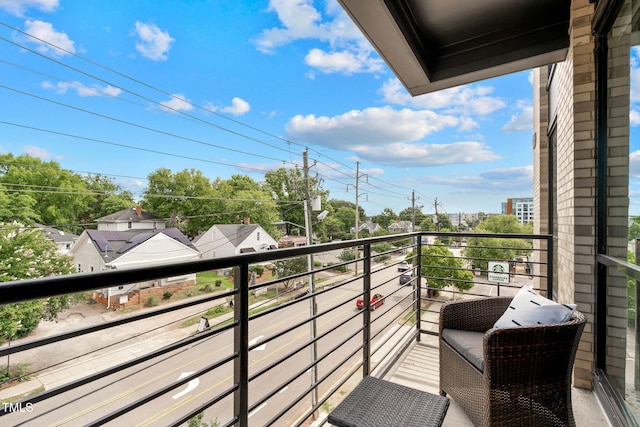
249,335,266,350
172,371,200,399
248,402,267,418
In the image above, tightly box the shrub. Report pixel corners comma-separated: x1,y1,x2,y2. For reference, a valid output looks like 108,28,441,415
146,295,160,307
162,292,173,300
215,280,222,287
201,284,213,293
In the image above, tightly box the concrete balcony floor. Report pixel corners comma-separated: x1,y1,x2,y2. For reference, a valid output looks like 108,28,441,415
380,334,611,427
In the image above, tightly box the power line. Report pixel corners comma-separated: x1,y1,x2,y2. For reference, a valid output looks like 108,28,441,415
0,24,382,190
0,22,421,210
0,119,285,173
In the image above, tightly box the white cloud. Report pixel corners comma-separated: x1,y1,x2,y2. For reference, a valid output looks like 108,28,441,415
285,106,501,166
286,106,459,148
631,47,640,103
631,108,640,127
23,145,60,159
631,150,640,178
134,22,174,61
419,165,533,192
254,0,327,53
0,0,58,16
20,20,75,56
159,94,193,112
305,48,382,74
222,97,251,116
502,100,533,132
458,117,479,132
254,0,382,75
41,81,121,97
380,78,506,116
353,141,499,166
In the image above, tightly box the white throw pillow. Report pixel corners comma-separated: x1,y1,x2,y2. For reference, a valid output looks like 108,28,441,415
494,285,576,328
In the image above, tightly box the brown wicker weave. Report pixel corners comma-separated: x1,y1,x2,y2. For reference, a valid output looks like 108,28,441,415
439,297,586,427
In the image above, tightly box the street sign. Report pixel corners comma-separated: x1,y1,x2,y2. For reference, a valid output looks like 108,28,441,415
488,261,510,283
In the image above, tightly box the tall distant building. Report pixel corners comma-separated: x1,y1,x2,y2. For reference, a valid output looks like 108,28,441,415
501,198,534,225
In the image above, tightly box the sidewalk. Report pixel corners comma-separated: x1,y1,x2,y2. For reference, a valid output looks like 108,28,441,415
0,296,231,401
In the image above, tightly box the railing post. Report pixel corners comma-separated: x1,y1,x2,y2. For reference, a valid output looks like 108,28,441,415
362,243,372,377
416,235,422,342
233,264,250,427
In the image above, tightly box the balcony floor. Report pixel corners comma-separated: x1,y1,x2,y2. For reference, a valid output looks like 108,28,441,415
378,334,611,427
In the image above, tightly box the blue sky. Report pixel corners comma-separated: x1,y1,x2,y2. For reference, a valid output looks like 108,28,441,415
0,0,638,217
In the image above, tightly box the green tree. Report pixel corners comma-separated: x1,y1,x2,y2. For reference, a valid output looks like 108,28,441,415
0,154,92,231
333,206,356,236
264,167,331,241
418,243,474,293
264,168,306,235
273,256,308,289
217,175,280,238
629,250,637,321
371,208,396,228
0,223,75,342
462,214,533,271
142,168,216,238
629,216,640,241
83,174,135,221
399,207,426,226
0,185,39,224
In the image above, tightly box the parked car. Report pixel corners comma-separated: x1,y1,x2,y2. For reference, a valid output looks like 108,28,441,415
397,261,411,271
356,293,385,311
399,272,413,285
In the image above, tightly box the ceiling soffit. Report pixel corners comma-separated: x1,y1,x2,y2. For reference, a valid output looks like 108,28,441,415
338,0,571,95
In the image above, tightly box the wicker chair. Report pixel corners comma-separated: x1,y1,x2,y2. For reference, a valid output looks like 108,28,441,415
439,297,586,427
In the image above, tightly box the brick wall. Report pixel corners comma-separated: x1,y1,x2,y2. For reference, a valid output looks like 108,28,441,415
535,0,596,389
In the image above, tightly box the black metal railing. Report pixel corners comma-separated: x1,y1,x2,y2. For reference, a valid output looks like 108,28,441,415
0,232,551,426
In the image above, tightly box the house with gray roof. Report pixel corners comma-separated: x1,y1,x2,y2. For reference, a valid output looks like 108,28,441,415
96,205,166,231
388,220,413,234
35,223,79,255
193,222,278,259
69,225,200,309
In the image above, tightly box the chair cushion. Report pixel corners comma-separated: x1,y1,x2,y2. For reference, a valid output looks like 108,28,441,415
494,285,576,328
441,328,485,372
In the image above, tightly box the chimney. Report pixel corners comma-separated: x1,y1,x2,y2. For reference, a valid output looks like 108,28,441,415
243,217,250,225
136,205,142,217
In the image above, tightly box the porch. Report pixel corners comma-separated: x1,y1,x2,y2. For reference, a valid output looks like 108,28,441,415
0,232,610,426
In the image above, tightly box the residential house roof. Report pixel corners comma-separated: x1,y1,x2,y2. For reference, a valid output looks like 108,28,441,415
86,228,196,262
95,206,163,223
194,224,260,247
34,223,79,244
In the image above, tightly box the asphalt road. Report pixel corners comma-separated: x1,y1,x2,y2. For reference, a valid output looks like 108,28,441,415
1,263,415,426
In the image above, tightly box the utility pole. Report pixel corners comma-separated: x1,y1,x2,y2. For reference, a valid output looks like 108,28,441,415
434,197,440,232
409,190,419,231
349,161,367,274
303,149,319,416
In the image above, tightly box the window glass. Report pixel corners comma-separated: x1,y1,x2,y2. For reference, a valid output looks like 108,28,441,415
605,0,637,419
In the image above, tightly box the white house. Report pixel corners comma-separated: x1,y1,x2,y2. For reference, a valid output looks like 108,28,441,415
96,205,166,231
35,223,79,255
388,220,413,233
69,227,200,309
194,223,278,259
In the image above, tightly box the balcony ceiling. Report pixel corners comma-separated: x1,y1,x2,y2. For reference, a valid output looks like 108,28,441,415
337,0,571,95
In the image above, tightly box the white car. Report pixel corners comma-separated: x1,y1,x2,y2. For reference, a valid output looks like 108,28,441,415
397,261,411,271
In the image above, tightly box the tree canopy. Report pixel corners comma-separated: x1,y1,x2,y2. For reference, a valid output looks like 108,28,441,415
0,223,75,342
0,154,135,232
463,214,533,271
409,243,474,293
